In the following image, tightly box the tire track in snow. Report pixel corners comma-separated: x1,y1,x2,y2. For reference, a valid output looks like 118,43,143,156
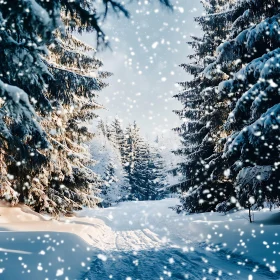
115,230,161,251
141,228,162,243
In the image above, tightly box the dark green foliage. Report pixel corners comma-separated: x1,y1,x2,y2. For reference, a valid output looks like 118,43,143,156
0,0,173,212
174,0,280,213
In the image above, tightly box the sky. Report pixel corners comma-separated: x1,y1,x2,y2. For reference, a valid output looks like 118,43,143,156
82,0,203,139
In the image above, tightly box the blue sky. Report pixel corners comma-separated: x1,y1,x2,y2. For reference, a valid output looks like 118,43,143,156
82,0,203,138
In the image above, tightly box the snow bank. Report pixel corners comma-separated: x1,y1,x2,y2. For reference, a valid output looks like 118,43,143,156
0,201,115,279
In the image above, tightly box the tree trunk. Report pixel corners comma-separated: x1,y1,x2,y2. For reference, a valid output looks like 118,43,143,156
248,206,252,223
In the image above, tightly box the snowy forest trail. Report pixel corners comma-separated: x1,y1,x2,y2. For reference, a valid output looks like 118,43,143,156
79,199,280,280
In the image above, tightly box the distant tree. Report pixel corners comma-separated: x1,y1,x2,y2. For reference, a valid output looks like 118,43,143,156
147,146,167,199
110,118,127,164
97,119,108,137
124,122,166,201
90,126,130,207
100,161,123,207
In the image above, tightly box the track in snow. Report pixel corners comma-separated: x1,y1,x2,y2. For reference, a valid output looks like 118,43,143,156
83,244,280,280
80,199,280,280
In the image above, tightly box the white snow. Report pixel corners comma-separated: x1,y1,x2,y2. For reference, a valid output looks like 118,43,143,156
0,200,114,279
151,42,159,49
1,199,280,279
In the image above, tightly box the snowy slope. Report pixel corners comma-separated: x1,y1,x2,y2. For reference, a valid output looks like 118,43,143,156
1,199,280,279
0,201,115,279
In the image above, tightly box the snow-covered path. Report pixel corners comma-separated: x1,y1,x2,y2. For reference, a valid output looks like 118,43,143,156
79,199,280,279
1,199,280,279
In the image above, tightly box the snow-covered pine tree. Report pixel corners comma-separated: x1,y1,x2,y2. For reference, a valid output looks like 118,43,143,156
97,119,108,137
90,125,129,206
0,1,109,213
175,0,280,213
207,0,280,208
35,29,111,213
101,161,119,207
0,1,61,205
110,117,127,164
123,123,137,180
153,134,184,191
123,122,144,186
147,145,168,199
173,0,235,213
128,141,151,201
124,122,164,201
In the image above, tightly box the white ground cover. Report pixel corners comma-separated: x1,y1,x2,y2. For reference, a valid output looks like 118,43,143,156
1,198,280,279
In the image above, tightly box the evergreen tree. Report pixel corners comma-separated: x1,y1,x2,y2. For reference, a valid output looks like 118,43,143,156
17,27,109,213
90,124,130,206
147,146,167,199
41,31,110,213
175,0,280,212
211,0,280,208
100,161,122,207
123,122,142,182
124,122,165,201
154,134,184,190
97,119,108,137
0,1,108,213
174,0,233,213
110,118,127,164
129,141,151,200
0,1,60,207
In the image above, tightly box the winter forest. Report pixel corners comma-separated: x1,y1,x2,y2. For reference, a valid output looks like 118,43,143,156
1,0,280,279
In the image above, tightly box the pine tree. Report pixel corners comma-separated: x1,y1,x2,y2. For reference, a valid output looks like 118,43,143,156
100,161,121,207
147,146,167,199
174,0,234,213
90,125,130,206
0,1,108,213
123,123,138,179
0,1,60,206
124,122,165,201
110,117,127,164
211,0,280,208
97,119,108,137
24,28,109,214
175,0,280,212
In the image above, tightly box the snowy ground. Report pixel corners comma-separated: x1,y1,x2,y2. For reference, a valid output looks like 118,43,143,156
1,199,280,279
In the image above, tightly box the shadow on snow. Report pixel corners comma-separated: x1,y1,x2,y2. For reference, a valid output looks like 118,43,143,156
82,246,280,280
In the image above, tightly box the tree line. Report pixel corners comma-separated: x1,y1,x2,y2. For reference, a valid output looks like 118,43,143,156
92,118,167,206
